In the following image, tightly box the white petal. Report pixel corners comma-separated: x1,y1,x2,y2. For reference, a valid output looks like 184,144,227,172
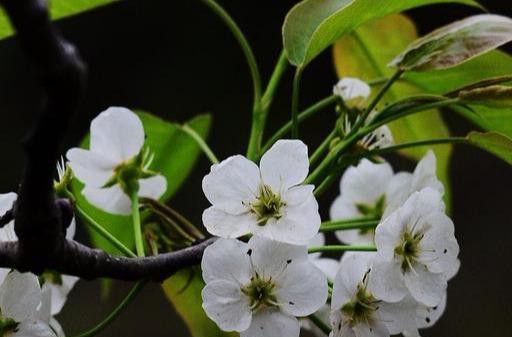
50,318,65,337
202,207,254,239
410,151,444,196
403,263,447,307
0,271,41,322
202,155,260,214
374,211,406,262
201,279,252,332
415,293,447,329
248,236,307,278
369,259,408,303
276,260,328,317
353,321,389,337
260,140,309,191
44,275,79,316
201,238,252,285
138,175,167,200
377,297,418,335
340,159,393,205
65,218,76,240
241,309,299,337
252,195,320,245
0,222,18,242
284,184,315,206
11,320,56,337
308,233,326,260
312,258,340,281
333,77,371,102
66,148,117,187
82,184,131,215
89,107,145,162
36,285,52,324
330,310,356,337
330,197,373,245
331,252,373,310
383,172,412,218
403,188,445,225
0,192,17,215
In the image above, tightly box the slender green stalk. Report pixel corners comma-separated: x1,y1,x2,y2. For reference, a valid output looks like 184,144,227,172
262,95,338,153
320,219,379,232
310,130,337,167
130,191,144,257
368,76,390,86
261,50,289,109
201,0,261,104
363,137,467,158
291,67,304,138
74,204,136,258
308,245,377,254
314,174,337,198
70,281,147,337
180,124,219,164
308,314,331,335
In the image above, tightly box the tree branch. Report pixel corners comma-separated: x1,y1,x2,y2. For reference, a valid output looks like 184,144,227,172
0,0,214,281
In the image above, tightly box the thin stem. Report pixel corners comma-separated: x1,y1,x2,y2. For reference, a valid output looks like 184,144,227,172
291,67,304,138
360,70,403,124
70,280,147,337
201,0,261,105
314,174,337,198
363,138,467,158
308,314,331,335
261,50,289,109
180,124,219,164
74,204,136,258
262,95,338,153
130,190,144,257
308,245,377,254
320,219,379,232
310,130,337,167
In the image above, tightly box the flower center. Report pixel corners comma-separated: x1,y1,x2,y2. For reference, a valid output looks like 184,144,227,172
0,315,18,336
249,184,285,226
242,275,278,312
341,283,378,327
394,230,423,272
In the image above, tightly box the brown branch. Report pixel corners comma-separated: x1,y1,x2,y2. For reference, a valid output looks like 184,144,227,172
0,0,213,281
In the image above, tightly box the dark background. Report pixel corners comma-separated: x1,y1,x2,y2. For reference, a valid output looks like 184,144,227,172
0,0,510,336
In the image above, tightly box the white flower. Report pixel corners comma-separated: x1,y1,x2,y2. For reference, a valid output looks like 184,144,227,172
0,192,78,316
360,125,394,150
67,107,167,215
333,78,371,108
403,294,448,337
0,271,58,337
201,236,328,337
330,252,416,337
370,188,460,307
330,151,443,245
202,139,320,245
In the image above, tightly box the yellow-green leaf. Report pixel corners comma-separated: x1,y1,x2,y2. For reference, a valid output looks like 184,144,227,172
459,85,512,108
467,131,512,165
333,14,453,204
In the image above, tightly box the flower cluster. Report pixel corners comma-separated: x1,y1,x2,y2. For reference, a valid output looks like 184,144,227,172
200,78,460,336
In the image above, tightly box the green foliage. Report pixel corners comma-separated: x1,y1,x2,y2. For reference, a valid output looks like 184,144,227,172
162,268,237,337
459,85,512,108
282,0,480,67
72,112,212,256
0,0,119,40
467,131,512,165
333,14,453,203
390,15,512,71
405,51,512,138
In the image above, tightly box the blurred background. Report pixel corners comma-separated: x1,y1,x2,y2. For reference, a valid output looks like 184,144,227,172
0,0,510,336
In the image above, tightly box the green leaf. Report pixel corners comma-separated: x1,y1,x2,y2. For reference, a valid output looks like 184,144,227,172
459,85,512,108
467,131,512,165
282,0,481,67
0,0,119,40
162,268,236,337
72,112,212,256
404,51,512,138
333,14,453,204
390,14,512,71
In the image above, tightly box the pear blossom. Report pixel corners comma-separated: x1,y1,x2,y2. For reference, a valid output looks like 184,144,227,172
370,188,460,307
330,252,416,337
340,112,394,152
0,271,59,337
403,294,448,337
0,192,78,316
333,78,371,108
202,139,320,245
330,151,443,245
67,107,167,215
201,236,328,337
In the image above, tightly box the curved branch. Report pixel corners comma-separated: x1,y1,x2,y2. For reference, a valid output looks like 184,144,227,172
0,238,216,282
